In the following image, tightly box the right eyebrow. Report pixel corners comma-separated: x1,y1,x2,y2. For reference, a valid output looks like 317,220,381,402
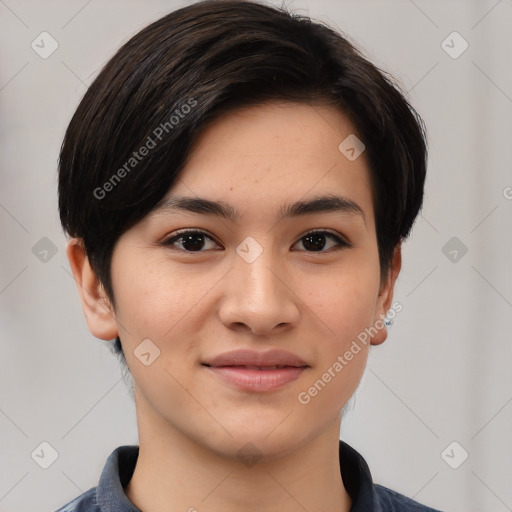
151,193,366,224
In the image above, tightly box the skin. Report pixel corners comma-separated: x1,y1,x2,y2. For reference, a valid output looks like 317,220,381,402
67,101,401,512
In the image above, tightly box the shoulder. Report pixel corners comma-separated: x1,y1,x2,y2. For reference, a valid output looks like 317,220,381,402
374,484,443,512
54,487,99,512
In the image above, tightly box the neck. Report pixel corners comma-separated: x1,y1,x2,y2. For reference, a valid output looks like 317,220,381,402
125,398,352,512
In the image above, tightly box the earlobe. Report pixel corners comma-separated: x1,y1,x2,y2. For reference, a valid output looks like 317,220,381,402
370,244,402,346
66,238,119,341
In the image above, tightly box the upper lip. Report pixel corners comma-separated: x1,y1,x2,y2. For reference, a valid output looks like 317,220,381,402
203,349,309,368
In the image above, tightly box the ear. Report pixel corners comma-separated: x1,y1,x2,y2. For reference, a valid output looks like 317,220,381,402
66,238,119,341
370,244,402,346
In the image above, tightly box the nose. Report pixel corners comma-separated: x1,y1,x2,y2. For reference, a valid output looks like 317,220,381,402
218,245,300,337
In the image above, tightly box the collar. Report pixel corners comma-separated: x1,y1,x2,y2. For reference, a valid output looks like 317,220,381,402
96,440,379,511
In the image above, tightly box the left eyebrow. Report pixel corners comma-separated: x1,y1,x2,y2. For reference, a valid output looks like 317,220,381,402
151,193,366,224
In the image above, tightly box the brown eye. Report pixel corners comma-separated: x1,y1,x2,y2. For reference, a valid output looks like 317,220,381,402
294,230,350,252
163,230,220,252
162,229,350,253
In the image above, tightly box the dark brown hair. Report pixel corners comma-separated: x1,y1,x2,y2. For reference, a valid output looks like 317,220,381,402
59,0,427,355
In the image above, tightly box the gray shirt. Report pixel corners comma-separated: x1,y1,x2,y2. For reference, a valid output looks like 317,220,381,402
55,440,443,511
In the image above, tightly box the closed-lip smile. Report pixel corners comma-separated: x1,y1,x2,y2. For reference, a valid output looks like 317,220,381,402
202,349,309,392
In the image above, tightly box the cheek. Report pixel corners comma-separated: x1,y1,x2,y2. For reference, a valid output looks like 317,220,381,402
109,254,211,397
303,257,381,345
295,270,377,414
111,252,211,340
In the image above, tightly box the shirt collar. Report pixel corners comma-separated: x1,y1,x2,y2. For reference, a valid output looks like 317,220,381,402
96,440,380,511
97,444,140,511
338,440,381,511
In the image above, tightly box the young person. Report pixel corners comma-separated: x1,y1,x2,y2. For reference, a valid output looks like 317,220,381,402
56,1,441,510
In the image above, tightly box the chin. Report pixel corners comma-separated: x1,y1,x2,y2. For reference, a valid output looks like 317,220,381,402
219,434,302,465
206,418,316,464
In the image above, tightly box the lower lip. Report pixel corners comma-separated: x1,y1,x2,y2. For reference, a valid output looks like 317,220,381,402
206,366,307,392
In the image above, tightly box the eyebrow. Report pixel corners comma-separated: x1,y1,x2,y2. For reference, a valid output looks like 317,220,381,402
151,193,366,223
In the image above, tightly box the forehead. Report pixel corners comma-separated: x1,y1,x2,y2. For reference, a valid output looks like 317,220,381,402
164,101,375,223
188,101,360,162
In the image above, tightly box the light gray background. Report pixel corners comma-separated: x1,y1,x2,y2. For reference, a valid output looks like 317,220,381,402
1,0,511,511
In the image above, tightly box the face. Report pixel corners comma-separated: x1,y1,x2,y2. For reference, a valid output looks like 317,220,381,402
87,102,398,460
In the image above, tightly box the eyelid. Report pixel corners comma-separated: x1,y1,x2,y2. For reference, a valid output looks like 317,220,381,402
298,228,351,246
162,228,222,249
161,228,351,252
168,227,219,241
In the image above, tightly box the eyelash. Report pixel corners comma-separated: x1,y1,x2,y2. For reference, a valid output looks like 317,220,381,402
162,229,351,253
